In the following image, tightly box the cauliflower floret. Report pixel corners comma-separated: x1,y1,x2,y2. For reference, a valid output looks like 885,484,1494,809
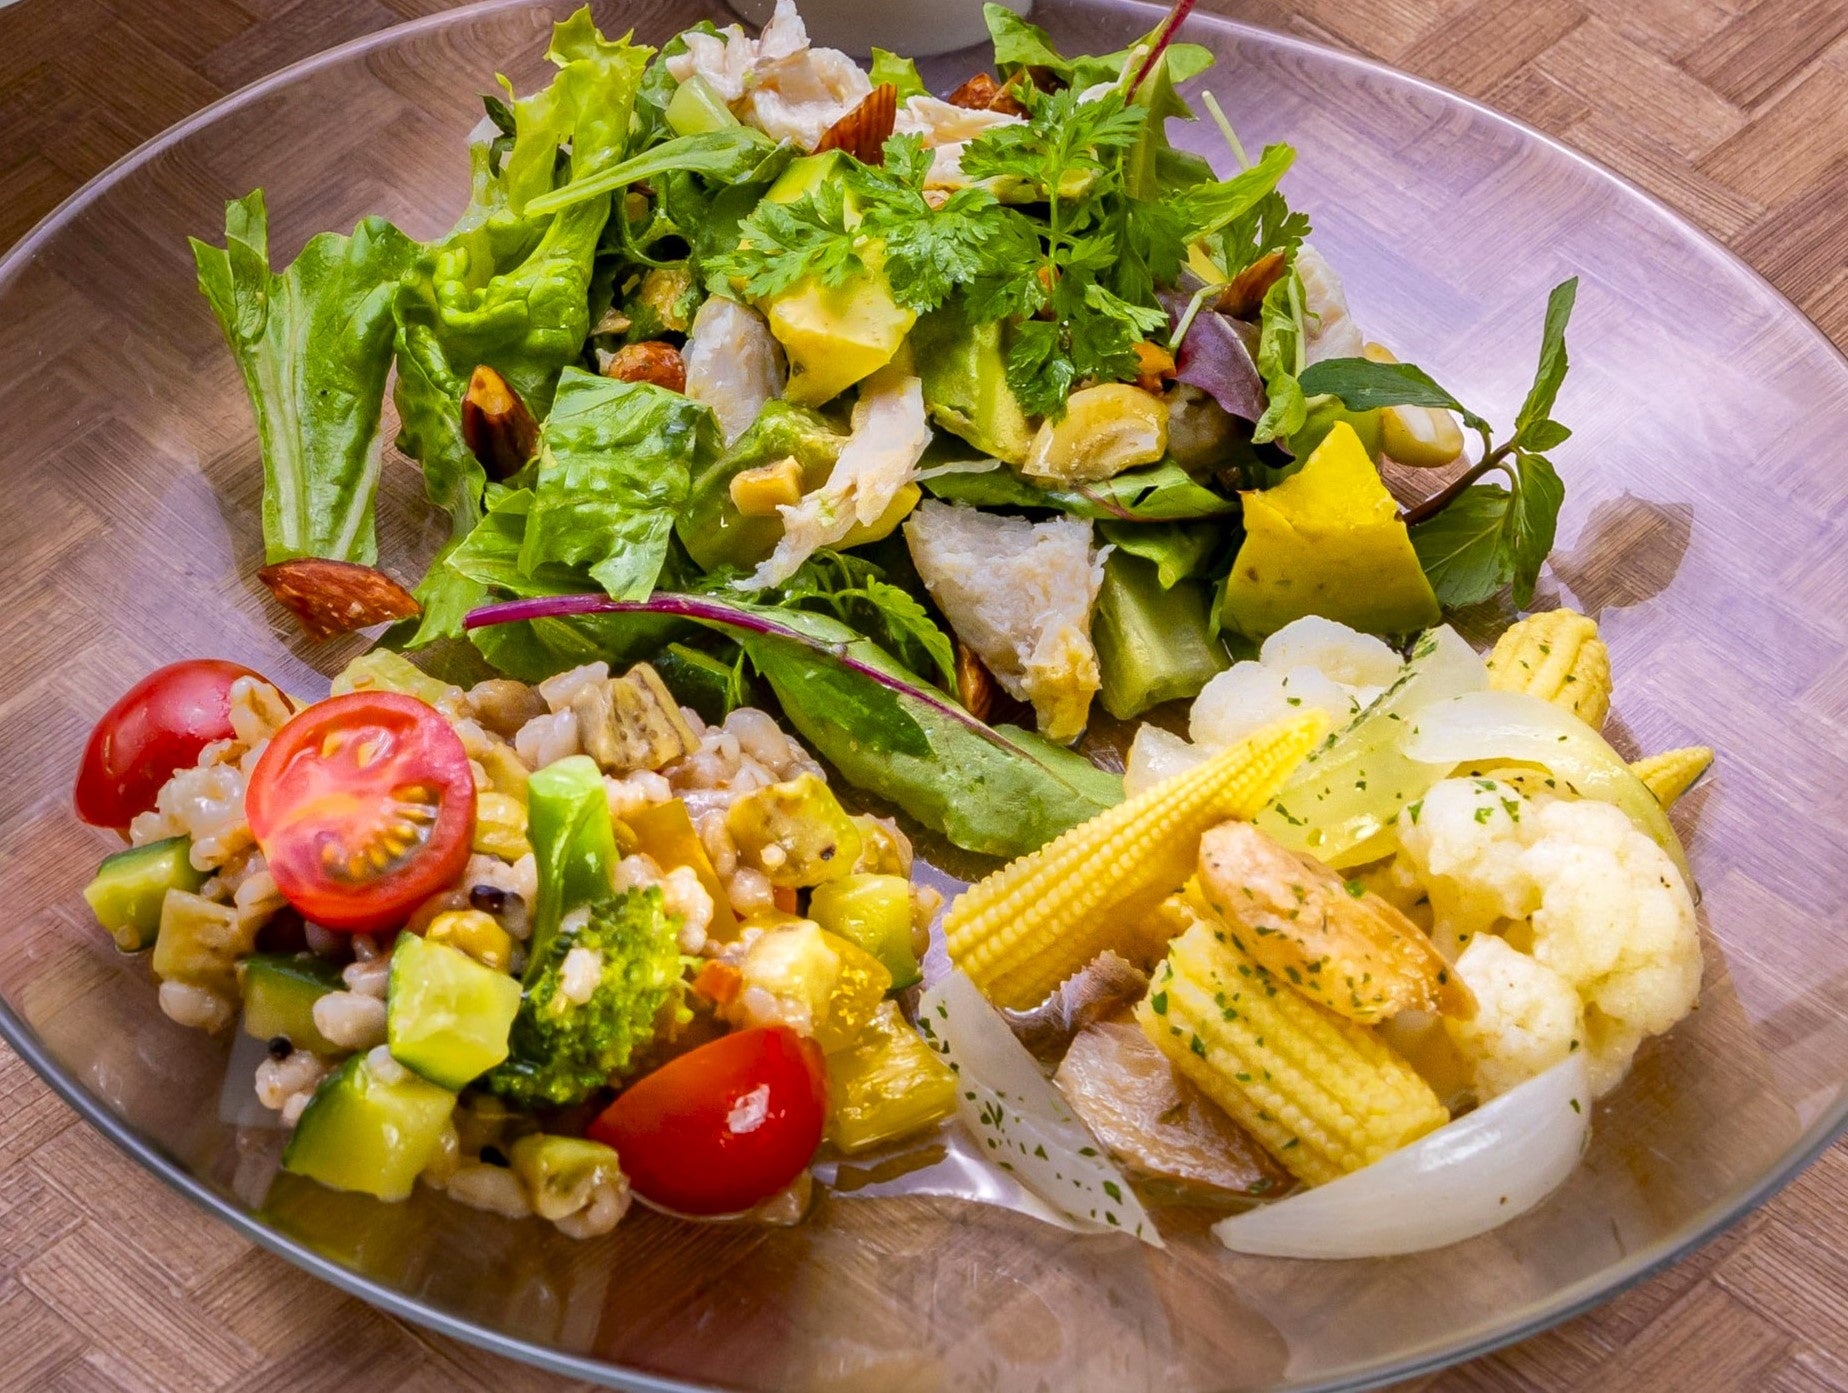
1396,778,1701,1096
1446,934,1585,1100
1395,779,1539,954
904,500,1106,744
1258,615,1402,689
683,296,786,444
1122,724,1209,797
1189,660,1358,749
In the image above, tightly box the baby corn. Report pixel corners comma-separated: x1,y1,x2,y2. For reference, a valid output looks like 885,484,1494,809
945,713,1327,1010
1486,609,1611,729
1631,746,1713,809
1137,907,1449,1184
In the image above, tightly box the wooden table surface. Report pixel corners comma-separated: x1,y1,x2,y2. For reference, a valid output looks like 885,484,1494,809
1,0,1844,1389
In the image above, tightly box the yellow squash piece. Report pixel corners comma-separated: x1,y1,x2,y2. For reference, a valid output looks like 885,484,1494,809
1221,421,1441,640
1631,746,1713,809
1485,608,1611,729
1138,905,1449,1185
825,1001,958,1153
944,712,1328,1010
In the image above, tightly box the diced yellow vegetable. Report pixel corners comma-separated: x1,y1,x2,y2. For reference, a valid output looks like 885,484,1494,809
472,791,531,860
944,712,1328,1010
825,1001,958,1153
1137,905,1449,1185
625,798,740,942
737,920,892,1053
809,873,920,990
1221,422,1442,640
730,458,806,517
478,744,530,803
1485,609,1611,730
726,773,863,887
425,910,516,973
837,481,921,549
152,889,261,1004
1630,746,1713,809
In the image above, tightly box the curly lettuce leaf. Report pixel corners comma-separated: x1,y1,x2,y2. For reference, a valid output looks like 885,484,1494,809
521,369,721,601
190,189,416,565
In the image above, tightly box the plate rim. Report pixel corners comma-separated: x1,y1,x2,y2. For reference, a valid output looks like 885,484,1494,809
1,2,1843,1389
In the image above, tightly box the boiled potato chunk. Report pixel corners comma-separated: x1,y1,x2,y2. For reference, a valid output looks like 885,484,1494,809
1221,421,1440,639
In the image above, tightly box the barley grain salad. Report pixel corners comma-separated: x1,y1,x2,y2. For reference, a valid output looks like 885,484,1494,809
72,0,1714,1254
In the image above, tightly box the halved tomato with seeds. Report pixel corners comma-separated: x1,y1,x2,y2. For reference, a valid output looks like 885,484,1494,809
247,691,475,933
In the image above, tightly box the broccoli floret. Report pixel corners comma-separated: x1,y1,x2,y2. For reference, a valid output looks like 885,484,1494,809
486,886,682,1108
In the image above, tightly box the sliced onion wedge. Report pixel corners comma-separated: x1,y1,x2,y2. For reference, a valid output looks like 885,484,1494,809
917,970,1162,1246
1401,689,1693,885
1212,1053,1590,1258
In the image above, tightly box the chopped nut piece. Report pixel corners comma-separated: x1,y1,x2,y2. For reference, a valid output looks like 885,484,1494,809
815,82,898,165
729,457,805,516
461,364,540,479
256,558,421,640
1215,249,1289,320
1195,821,1474,1024
947,72,1003,109
954,641,996,722
606,341,687,393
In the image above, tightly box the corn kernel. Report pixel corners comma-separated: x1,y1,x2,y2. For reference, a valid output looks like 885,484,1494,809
426,910,516,972
730,457,805,516
473,791,531,860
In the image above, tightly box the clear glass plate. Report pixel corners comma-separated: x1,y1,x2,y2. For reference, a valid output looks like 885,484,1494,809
1,2,1843,1389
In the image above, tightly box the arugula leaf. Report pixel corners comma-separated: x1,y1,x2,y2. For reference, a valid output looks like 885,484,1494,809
870,47,928,100
1408,485,1512,608
525,126,786,217
775,552,959,692
520,369,721,600
190,189,417,566
1097,520,1222,588
1178,142,1296,240
924,459,1236,520
1251,268,1307,443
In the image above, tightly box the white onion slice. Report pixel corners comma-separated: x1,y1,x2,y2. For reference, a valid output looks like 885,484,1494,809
917,971,1162,1245
1401,689,1693,885
1212,1053,1591,1258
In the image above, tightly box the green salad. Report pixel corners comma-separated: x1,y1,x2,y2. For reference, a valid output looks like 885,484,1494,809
192,0,1579,863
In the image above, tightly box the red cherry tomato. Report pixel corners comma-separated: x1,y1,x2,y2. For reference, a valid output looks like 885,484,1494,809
589,1026,827,1216
74,659,267,832
246,691,475,934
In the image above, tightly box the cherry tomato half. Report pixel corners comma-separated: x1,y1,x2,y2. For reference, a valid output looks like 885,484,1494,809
75,659,267,832
247,691,475,934
589,1026,827,1216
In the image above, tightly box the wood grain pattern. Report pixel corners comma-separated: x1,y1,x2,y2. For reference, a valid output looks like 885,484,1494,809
0,0,1843,1389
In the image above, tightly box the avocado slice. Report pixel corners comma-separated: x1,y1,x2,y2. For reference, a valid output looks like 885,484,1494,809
1221,421,1441,639
386,932,522,1091
677,401,845,573
766,260,916,408
242,954,346,1055
281,1051,457,1202
1094,552,1229,719
911,303,1034,465
766,149,854,206
83,836,205,952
